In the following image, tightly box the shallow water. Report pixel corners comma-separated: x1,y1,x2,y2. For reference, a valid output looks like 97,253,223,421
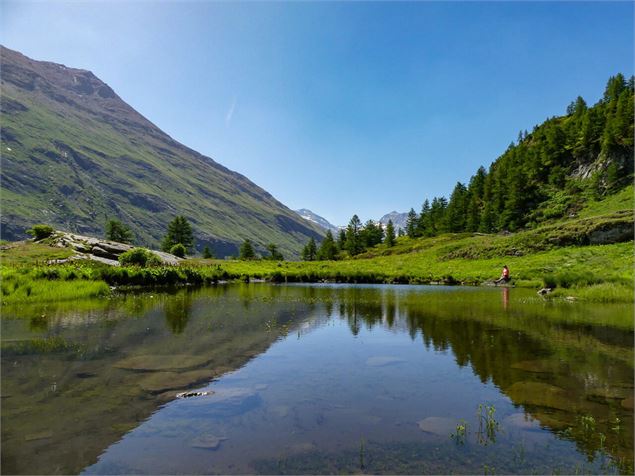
1,283,633,474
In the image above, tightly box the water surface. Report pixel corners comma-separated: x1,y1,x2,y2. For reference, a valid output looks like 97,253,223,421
2,284,633,474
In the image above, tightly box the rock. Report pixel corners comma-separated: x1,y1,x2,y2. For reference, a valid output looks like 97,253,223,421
503,413,541,431
98,241,133,254
271,405,289,418
366,356,406,367
190,435,227,450
200,388,262,417
586,386,632,402
505,381,572,411
537,288,552,295
139,370,212,393
289,442,316,453
621,396,634,410
589,222,633,245
176,390,213,399
91,245,118,259
417,417,459,436
114,354,210,371
88,254,120,266
529,411,570,430
25,431,53,441
511,359,562,374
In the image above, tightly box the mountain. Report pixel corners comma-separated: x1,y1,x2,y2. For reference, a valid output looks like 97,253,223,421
0,46,323,258
294,209,340,233
379,211,408,231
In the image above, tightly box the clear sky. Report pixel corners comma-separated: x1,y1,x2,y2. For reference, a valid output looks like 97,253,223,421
1,1,633,226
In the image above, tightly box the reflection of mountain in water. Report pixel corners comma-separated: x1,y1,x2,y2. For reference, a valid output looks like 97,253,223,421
333,287,634,470
1,284,632,474
0,284,315,475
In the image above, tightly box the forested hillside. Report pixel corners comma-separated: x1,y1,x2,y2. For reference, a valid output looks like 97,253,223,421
403,74,634,237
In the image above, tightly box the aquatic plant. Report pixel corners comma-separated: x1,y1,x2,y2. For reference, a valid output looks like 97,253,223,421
477,404,500,445
450,419,468,445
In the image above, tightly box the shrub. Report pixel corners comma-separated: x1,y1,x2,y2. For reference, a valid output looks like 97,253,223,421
170,243,186,258
26,224,55,240
118,248,162,267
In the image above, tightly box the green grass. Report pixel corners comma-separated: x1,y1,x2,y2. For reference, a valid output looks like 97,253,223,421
0,241,73,266
549,283,634,303
1,188,632,303
1,267,109,304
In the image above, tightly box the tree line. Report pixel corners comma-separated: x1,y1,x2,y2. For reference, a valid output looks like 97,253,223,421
301,216,398,260
301,73,634,258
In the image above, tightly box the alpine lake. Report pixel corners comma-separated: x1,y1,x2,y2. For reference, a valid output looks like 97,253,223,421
1,283,633,475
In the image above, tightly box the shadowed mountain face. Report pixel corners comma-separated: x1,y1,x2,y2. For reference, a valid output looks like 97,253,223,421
0,46,322,257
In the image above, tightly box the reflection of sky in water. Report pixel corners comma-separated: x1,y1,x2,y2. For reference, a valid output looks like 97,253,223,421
82,302,619,475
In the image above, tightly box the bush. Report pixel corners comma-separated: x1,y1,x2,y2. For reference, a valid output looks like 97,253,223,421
118,248,162,267
170,243,186,258
26,224,55,240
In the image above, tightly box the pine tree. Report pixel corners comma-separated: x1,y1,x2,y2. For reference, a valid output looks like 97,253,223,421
384,220,396,247
406,208,418,238
446,182,468,232
302,237,317,261
417,199,431,236
161,216,194,252
239,239,256,260
361,220,383,248
465,166,486,232
266,243,283,261
317,230,338,260
337,229,347,251
202,245,214,259
345,215,364,256
105,219,134,244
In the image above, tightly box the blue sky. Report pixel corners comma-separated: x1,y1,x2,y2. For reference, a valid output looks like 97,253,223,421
2,1,633,226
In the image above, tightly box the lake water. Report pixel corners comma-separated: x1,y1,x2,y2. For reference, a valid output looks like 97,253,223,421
1,283,633,474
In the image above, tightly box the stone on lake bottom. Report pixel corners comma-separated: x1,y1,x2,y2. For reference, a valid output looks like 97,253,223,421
190,435,227,450
417,417,459,436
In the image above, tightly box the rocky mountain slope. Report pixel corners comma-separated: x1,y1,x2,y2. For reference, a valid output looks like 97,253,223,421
0,46,323,257
294,208,340,233
379,211,408,231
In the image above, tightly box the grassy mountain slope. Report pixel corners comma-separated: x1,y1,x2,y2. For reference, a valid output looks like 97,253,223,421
0,46,323,258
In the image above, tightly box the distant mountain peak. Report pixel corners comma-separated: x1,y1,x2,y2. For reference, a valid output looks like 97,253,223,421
294,209,339,233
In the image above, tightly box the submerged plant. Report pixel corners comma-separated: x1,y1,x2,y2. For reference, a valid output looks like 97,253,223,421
579,415,596,433
359,437,366,472
450,419,468,445
477,404,500,445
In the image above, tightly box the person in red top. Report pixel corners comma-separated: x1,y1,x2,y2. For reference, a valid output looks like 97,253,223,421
495,265,510,285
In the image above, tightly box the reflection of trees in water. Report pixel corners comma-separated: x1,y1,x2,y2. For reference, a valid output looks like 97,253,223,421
164,293,193,334
328,287,633,469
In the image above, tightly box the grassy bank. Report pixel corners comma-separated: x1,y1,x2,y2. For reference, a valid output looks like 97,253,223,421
1,189,633,304
1,240,632,304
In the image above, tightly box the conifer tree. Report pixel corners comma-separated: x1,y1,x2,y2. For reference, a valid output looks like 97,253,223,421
446,182,468,232
406,208,418,238
317,230,338,260
384,220,396,247
239,239,256,260
337,229,347,251
202,245,214,259
417,200,431,236
105,219,134,244
162,216,194,252
302,237,317,261
266,243,283,261
345,215,364,256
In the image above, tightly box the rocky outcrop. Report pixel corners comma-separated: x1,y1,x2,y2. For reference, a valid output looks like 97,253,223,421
47,231,181,265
